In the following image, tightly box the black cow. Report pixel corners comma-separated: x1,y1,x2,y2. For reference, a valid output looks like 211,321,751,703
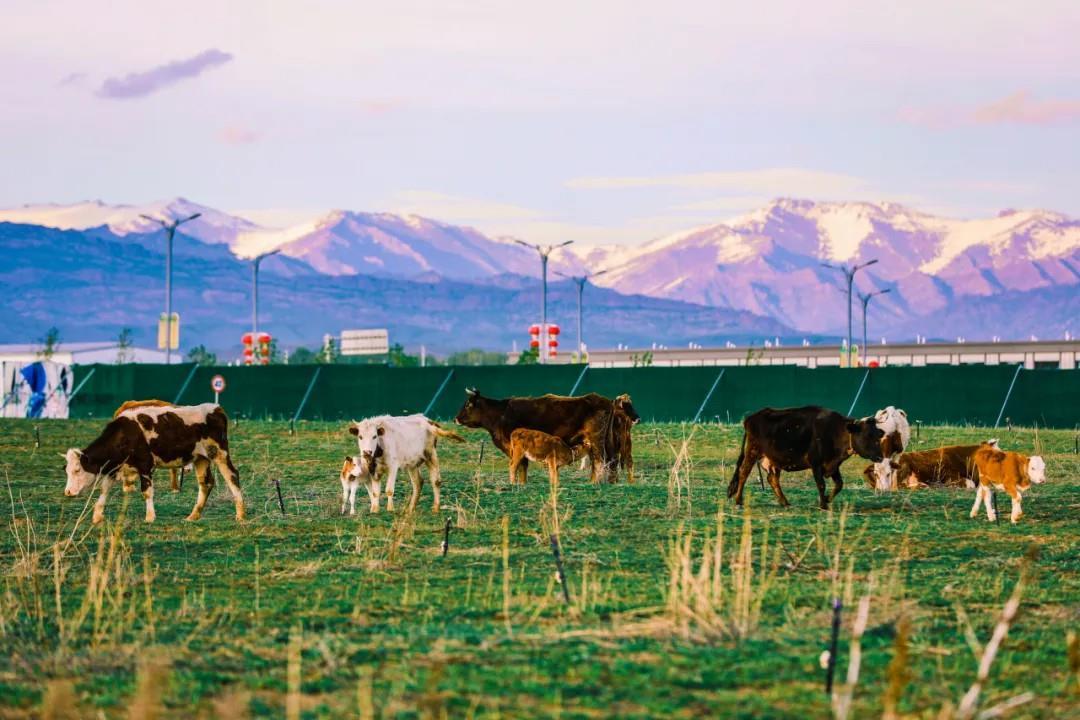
454,389,620,483
727,406,884,509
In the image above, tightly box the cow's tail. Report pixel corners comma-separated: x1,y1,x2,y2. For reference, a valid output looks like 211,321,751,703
727,430,748,498
429,422,466,443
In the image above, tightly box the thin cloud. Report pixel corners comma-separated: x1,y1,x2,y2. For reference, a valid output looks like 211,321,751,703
219,126,261,145
96,49,233,99
900,90,1080,128
56,72,86,87
565,168,870,198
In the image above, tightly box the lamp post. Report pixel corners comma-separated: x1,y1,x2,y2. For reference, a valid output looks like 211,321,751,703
514,240,573,363
821,259,878,367
140,212,201,364
858,288,891,364
554,269,607,360
251,250,281,340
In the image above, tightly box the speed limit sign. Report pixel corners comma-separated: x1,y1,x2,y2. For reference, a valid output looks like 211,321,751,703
211,374,226,402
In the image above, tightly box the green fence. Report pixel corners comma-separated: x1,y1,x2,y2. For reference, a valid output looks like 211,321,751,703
66,363,1080,428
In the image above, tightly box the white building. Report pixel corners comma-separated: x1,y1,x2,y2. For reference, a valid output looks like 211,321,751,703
0,342,168,365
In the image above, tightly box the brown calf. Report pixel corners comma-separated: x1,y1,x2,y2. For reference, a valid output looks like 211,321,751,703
970,446,1046,524
578,394,639,483
864,441,998,490
508,428,590,486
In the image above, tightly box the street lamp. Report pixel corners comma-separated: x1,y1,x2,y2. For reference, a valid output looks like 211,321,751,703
514,239,574,363
821,258,878,367
140,212,202,364
554,269,607,360
857,288,891,364
251,250,281,341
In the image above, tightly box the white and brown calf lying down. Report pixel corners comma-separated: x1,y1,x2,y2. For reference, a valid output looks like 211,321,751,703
65,402,243,524
969,445,1046,524
346,414,465,513
508,428,591,485
863,440,1000,490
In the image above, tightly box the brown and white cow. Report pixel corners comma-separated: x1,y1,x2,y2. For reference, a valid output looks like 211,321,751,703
113,399,187,491
507,428,591,485
866,406,910,490
864,440,999,490
970,445,1046,524
65,403,243,524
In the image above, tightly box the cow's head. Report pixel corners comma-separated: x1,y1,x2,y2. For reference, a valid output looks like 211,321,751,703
340,455,366,482
454,388,485,427
1026,455,1046,485
63,448,95,496
847,417,885,462
614,394,641,425
348,421,384,474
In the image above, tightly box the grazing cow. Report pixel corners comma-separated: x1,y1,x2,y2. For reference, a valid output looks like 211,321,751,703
867,406,910,490
64,403,243,524
727,406,884,509
579,393,640,483
453,389,618,483
970,446,1046,524
864,440,999,491
507,429,591,485
348,414,465,513
113,400,189,491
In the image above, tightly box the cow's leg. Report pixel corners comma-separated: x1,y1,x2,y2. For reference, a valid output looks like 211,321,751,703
348,479,359,515
214,452,245,521
92,474,113,525
340,475,349,515
367,476,381,513
428,458,442,513
141,474,156,523
186,457,214,521
405,466,423,513
983,485,998,522
1008,488,1023,524
812,466,829,509
732,447,760,507
548,457,560,486
622,439,635,484
384,465,400,511
765,467,790,507
970,484,985,519
516,457,530,485
829,468,844,505
170,468,181,493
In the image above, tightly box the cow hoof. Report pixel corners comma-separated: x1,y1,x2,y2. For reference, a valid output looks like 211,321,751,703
185,513,201,522
92,513,105,525
144,514,156,523
969,510,978,519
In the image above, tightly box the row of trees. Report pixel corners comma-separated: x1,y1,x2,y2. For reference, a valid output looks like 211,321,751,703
182,342,513,367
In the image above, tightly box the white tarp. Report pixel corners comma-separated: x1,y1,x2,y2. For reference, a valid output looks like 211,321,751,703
0,360,73,419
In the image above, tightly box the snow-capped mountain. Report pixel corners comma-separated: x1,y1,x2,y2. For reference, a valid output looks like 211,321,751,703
565,199,1080,334
0,198,260,246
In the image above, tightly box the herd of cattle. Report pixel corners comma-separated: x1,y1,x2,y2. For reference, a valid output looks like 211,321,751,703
61,389,1048,526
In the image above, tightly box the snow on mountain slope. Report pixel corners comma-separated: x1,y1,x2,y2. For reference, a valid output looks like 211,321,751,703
0,197,262,246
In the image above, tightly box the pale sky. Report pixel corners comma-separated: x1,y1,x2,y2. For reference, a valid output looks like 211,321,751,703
3,0,1078,244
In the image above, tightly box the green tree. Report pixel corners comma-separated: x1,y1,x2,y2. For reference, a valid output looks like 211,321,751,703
115,328,133,364
446,348,508,366
387,343,420,368
37,327,61,359
186,345,218,366
288,346,320,364
516,347,539,365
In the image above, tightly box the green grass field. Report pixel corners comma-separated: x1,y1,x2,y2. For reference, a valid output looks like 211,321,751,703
0,419,1077,718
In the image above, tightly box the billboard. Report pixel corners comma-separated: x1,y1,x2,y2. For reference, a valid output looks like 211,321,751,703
340,328,390,356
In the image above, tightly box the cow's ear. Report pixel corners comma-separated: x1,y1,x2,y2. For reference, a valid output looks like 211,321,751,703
348,424,359,436
344,455,352,462
846,422,860,434
899,409,907,417
376,425,385,436
466,387,477,397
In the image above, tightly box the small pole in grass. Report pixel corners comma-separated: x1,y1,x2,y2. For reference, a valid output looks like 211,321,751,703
178,467,185,491
550,534,571,605
289,419,295,436
273,478,286,516
441,517,452,556
915,420,921,441
34,425,40,449
756,462,766,491
825,598,842,694
1006,417,1012,432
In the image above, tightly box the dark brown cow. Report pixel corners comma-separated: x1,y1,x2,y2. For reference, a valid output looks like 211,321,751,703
507,429,591,485
727,406,884,509
865,441,999,490
453,389,618,483
64,403,243,524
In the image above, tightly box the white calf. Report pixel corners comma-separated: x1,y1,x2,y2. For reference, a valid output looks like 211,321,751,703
348,414,465,513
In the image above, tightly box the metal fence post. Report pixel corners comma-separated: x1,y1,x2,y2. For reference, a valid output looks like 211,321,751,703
568,365,588,396
692,368,725,423
291,366,322,425
847,368,871,417
173,363,199,404
994,364,1024,429
423,369,455,417
66,367,97,404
